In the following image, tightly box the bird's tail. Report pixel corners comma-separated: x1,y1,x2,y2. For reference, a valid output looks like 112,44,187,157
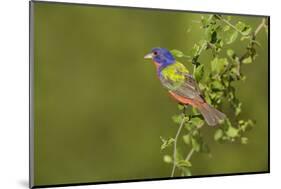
197,102,226,126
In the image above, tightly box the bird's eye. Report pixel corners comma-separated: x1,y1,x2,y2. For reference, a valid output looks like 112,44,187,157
153,51,158,55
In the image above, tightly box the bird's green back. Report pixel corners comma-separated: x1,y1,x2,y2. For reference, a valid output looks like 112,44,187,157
160,61,189,90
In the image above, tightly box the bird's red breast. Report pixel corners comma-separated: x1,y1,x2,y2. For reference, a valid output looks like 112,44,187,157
169,91,200,107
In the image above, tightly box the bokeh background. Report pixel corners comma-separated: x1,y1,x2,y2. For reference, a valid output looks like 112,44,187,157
32,2,268,186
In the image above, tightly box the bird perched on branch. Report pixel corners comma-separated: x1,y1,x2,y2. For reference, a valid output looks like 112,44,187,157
144,47,225,126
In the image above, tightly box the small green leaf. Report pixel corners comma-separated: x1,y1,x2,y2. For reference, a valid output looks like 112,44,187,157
172,114,183,124
191,43,200,57
225,30,238,44
235,102,242,116
171,49,184,58
183,134,191,144
190,117,205,128
177,104,184,110
226,126,239,138
163,155,172,163
211,57,228,74
227,49,234,57
180,167,192,176
242,56,252,64
240,119,255,132
236,21,252,35
210,31,218,43
241,35,251,41
214,129,223,141
201,16,210,28
194,64,204,82
211,80,224,90
184,122,194,131
177,160,192,168
191,137,200,152
223,25,230,32
160,137,174,150
241,137,248,144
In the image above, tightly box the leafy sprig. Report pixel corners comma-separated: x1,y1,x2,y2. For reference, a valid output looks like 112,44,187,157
161,15,268,177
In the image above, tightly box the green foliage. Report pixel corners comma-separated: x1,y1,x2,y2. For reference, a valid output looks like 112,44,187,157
161,15,268,177
160,136,175,151
194,64,204,82
170,49,185,58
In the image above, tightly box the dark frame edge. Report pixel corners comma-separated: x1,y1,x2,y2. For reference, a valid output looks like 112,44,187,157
29,1,35,188
267,16,270,173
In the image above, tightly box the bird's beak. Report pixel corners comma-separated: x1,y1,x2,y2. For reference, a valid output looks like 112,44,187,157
144,53,153,59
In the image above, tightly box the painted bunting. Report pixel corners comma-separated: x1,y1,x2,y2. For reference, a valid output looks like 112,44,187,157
144,47,225,126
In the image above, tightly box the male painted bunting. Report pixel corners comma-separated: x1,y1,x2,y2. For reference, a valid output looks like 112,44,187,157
144,47,225,126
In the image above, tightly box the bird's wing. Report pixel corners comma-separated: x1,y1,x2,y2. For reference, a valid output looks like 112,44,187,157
159,62,188,90
175,73,205,102
160,65,204,102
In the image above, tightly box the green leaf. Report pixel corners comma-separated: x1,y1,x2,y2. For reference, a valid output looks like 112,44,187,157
191,43,200,57
211,57,229,74
226,126,239,138
210,31,218,43
241,137,248,144
240,119,255,132
225,30,238,44
163,155,172,163
230,66,240,78
183,134,191,144
201,16,210,28
242,56,252,64
190,117,205,128
160,137,174,150
236,21,246,31
194,64,204,82
177,104,184,110
211,80,224,90
172,114,183,124
241,35,251,41
214,129,223,141
191,137,200,152
180,167,192,176
184,122,194,131
235,102,242,116
227,49,234,58
235,21,252,35
170,49,184,58
177,160,192,168
223,25,230,32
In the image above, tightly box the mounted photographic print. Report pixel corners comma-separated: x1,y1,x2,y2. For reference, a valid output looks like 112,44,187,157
29,0,270,188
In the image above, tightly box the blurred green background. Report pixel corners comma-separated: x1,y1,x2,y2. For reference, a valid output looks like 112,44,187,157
33,2,268,186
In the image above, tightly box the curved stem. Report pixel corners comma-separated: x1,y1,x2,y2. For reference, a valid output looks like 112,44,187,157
216,15,246,36
185,148,195,161
254,18,266,37
171,116,187,177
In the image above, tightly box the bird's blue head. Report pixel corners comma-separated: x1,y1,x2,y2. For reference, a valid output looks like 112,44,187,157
144,47,175,67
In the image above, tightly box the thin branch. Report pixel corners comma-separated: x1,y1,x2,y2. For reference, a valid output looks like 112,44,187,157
254,18,266,37
185,148,195,161
239,18,267,62
216,15,246,36
171,116,187,177
198,41,207,55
